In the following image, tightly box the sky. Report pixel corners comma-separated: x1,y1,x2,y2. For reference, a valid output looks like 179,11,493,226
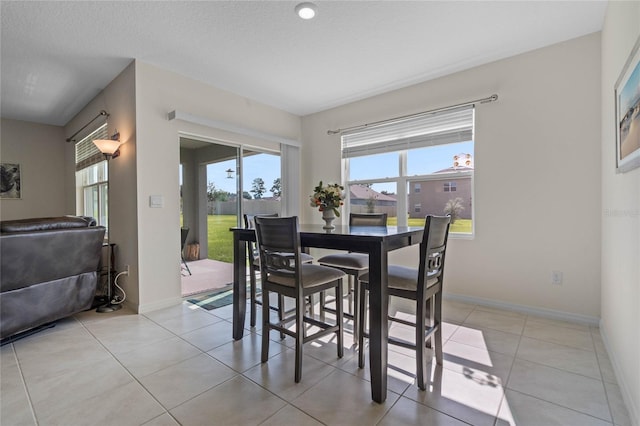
207,152,281,196
202,141,473,197
348,141,474,193
619,53,640,113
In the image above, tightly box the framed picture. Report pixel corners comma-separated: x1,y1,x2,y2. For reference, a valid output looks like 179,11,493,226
615,35,640,173
0,162,22,199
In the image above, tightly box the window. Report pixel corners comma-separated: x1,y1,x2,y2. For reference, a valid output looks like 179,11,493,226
444,182,457,192
343,106,474,235
75,124,109,229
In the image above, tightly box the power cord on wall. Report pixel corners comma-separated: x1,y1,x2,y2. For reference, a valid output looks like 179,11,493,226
109,270,128,305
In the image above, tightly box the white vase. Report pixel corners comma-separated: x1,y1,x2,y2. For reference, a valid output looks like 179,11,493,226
322,209,336,229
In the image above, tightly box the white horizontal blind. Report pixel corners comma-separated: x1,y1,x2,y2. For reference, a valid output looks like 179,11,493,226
342,106,474,158
75,124,108,171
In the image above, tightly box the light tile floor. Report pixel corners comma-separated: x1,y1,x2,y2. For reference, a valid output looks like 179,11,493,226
0,298,632,426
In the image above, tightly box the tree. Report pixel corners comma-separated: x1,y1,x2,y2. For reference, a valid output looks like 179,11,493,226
207,182,229,202
366,195,377,213
444,197,465,224
250,178,266,199
243,191,252,200
271,178,282,197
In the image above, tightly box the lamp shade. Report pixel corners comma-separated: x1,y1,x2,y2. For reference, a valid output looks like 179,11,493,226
93,139,122,156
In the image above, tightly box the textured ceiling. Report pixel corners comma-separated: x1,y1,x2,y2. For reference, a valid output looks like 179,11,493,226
1,1,607,126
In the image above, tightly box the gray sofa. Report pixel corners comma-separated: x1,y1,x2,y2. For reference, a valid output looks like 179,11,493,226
0,216,105,340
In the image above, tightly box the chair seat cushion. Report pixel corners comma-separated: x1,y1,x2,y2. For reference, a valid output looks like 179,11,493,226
267,264,345,288
317,252,369,270
361,265,438,291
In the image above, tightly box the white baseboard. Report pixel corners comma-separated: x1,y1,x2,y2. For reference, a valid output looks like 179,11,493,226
598,324,639,426
443,292,600,326
135,296,184,314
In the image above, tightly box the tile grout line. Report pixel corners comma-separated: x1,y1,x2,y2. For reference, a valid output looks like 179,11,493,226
7,341,40,426
507,313,615,424
76,317,184,425
494,311,526,425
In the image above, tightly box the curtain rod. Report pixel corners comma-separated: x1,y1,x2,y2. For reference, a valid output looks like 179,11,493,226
65,110,110,143
327,94,498,135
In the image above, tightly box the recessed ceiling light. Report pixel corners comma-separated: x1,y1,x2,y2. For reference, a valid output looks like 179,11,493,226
295,2,317,20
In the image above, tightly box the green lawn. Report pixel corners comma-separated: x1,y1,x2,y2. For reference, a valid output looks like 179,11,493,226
207,215,472,263
207,215,238,263
386,217,472,233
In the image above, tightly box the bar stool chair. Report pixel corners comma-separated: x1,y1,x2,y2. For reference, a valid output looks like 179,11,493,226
255,216,345,382
317,213,387,340
244,214,313,327
358,215,451,390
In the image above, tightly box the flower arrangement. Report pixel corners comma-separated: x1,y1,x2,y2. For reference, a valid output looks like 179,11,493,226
309,181,345,216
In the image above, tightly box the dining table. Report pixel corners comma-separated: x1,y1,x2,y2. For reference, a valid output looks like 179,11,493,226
230,223,424,403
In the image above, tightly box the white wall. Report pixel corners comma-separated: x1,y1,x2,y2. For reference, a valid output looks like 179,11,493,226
600,2,640,423
134,61,301,312
0,119,67,220
302,33,602,321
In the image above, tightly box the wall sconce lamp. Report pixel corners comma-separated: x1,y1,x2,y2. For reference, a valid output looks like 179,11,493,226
226,168,234,179
93,131,122,159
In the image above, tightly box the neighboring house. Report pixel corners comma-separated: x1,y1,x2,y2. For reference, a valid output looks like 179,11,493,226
408,154,473,219
349,184,397,216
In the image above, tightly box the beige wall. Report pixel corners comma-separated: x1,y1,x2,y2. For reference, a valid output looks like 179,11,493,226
134,61,301,312
302,33,602,320
0,119,67,220
64,62,139,307
600,1,640,423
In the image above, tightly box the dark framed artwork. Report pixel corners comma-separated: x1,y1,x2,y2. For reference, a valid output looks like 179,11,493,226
615,35,640,173
0,162,22,199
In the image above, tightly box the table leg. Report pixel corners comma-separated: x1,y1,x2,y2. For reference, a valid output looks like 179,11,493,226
368,243,388,403
233,232,247,340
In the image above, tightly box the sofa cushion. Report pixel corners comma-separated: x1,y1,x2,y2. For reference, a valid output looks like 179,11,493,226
0,216,92,233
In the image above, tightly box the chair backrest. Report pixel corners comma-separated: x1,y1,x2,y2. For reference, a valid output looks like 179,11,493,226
180,227,189,250
349,213,388,227
254,216,301,284
244,213,279,261
418,215,451,293
244,213,279,229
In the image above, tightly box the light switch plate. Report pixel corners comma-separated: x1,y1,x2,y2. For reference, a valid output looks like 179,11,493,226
149,195,164,208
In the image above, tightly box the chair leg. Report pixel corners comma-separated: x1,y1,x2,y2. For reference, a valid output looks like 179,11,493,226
346,275,354,314
181,256,192,276
250,268,257,327
278,294,286,340
294,294,304,383
416,297,427,391
261,287,270,363
307,294,315,316
336,279,344,358
353,274,360,343
434,292,443,365
358,287,367,369
319,291,326,315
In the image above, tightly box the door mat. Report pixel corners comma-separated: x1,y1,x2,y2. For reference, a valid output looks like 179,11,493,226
186,284,235,310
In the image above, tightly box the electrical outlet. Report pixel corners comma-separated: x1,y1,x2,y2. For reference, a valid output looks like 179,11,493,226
124,264,130,275
551,270,563,285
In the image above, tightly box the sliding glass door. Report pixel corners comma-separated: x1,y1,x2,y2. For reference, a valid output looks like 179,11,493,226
179,138,281,264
